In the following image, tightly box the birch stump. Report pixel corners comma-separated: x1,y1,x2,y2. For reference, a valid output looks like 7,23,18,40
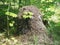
17,6,53,45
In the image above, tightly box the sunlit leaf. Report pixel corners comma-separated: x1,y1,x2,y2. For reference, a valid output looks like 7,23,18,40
9,23,13,27
5,12,17,18
22,15,28,19
28,15,32,18
23,12,28,15
46,6,55,12
47,7,55,11
28,12,33,15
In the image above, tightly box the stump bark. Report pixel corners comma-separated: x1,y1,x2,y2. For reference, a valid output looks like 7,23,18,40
17,5,53,45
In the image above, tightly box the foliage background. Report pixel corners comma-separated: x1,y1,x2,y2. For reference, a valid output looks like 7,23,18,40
0,0,60,45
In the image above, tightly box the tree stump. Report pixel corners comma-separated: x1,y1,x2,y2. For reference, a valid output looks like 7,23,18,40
17,5,53,45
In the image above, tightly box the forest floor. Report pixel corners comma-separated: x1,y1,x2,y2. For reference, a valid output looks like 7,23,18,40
0,33,22,45
0,33,39,45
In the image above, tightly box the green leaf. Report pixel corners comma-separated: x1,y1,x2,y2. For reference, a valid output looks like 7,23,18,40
23,12,28,15
28,12,33,15
28,15,32,18
5,12,17,18
22,15,28,19
9,23,13,27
